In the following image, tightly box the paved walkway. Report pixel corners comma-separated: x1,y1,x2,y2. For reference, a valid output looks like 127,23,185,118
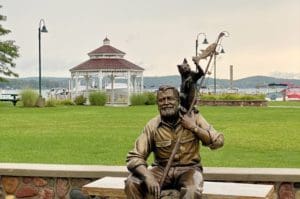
268,106,300,108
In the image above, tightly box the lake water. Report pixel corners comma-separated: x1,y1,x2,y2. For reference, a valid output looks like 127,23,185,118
0,89,49,99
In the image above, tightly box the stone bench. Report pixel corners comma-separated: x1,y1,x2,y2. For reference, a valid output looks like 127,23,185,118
82,176,275,199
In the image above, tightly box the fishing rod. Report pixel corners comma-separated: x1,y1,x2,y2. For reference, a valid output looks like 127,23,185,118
159,31,229,189
188,31,229,113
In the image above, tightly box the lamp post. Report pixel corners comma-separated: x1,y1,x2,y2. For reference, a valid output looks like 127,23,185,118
195,32,208,56
38,19,48,97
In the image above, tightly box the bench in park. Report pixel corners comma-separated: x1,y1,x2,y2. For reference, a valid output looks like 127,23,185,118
0,93,20,106
82,176,275,199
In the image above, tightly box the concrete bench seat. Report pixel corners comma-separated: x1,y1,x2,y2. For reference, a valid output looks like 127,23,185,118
82,176,275,199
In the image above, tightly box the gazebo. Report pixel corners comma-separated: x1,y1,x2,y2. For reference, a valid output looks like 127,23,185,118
69,38,144,105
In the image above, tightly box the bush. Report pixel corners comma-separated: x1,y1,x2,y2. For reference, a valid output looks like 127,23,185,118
200,93,266,101
89,92,107,106
130,92,157,106
74,95,87,105
252,94,266,100
145,92,156,105
220,94,240,100
46,99,76,106
20,89,38,107
130,94,147,105
60,99,75,106
200,94,218,100
45,99,58,107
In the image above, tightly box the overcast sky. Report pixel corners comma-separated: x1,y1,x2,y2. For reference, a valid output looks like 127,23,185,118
1,0,300,79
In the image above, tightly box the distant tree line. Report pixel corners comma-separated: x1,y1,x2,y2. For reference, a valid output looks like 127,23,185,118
0,77,69,89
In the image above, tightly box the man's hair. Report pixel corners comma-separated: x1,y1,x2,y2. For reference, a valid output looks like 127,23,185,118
157,85,180,99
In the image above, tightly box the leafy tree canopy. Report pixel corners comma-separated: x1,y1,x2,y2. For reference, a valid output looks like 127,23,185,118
0,5,19,82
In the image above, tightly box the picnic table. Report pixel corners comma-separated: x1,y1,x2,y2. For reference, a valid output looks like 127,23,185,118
0,93,20,106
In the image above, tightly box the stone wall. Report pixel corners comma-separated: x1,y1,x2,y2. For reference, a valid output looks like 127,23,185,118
1,176,300,199
0,164,299,199
0,176,93,199
277,182,300,199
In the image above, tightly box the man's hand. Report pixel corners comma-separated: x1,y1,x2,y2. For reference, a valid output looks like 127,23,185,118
133,165,160,198
144,174,160,199
180,111,197,131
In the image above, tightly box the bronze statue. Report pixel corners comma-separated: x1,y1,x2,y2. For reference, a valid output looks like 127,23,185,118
177,58,204,112
125,85,224,198
125,32,228,198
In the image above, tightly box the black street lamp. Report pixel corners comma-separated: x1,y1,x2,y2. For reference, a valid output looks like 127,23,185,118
38,19,48,97
195,32,208,56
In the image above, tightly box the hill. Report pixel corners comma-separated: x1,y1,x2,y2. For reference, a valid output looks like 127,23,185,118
0,77,69,90
1,75,300,90
144,75,300,89
234,76,300,88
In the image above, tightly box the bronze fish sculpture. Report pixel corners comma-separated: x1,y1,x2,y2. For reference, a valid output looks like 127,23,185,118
192,43,217,64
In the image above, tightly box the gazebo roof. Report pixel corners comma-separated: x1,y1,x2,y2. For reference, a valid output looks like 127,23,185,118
70,58,144,72
70,37,144,72
88,45,125,56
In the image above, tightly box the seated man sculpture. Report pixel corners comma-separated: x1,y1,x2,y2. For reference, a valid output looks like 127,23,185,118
125,85,224,199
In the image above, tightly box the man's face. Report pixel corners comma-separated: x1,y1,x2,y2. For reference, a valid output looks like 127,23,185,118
157,89,179,117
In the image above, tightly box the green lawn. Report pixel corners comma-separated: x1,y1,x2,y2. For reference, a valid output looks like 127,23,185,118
0,101,299,168
268,101,300,106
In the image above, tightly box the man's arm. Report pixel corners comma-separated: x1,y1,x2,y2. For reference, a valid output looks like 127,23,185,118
181,112,224,149
194,121,224,149
126,126,152,172
126,121,160,198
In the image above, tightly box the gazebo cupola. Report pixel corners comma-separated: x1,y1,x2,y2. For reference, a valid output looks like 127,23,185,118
103,37,110,45
69,37,144,106
88,37,125,59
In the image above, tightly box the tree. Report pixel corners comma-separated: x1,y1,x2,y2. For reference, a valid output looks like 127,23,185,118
0,5,19,82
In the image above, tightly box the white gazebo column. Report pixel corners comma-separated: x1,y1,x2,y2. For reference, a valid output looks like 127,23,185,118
91,77,96,89
110,73,115,105
131,75,137,93
98,71,103,91
70,74,74,99
141,74,144,93
127,71,131,105
75,72,79,96
84,74,90,93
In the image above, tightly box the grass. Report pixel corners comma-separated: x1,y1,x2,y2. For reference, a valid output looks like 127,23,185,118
0,101,299,168
268,101,300,106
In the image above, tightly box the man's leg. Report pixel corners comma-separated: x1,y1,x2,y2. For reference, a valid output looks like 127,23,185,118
124,174,145,199
175,167,203,199
125,166,170,199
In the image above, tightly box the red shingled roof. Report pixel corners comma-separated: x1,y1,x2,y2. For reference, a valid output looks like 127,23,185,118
88,45,125,55
70,58,144,71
